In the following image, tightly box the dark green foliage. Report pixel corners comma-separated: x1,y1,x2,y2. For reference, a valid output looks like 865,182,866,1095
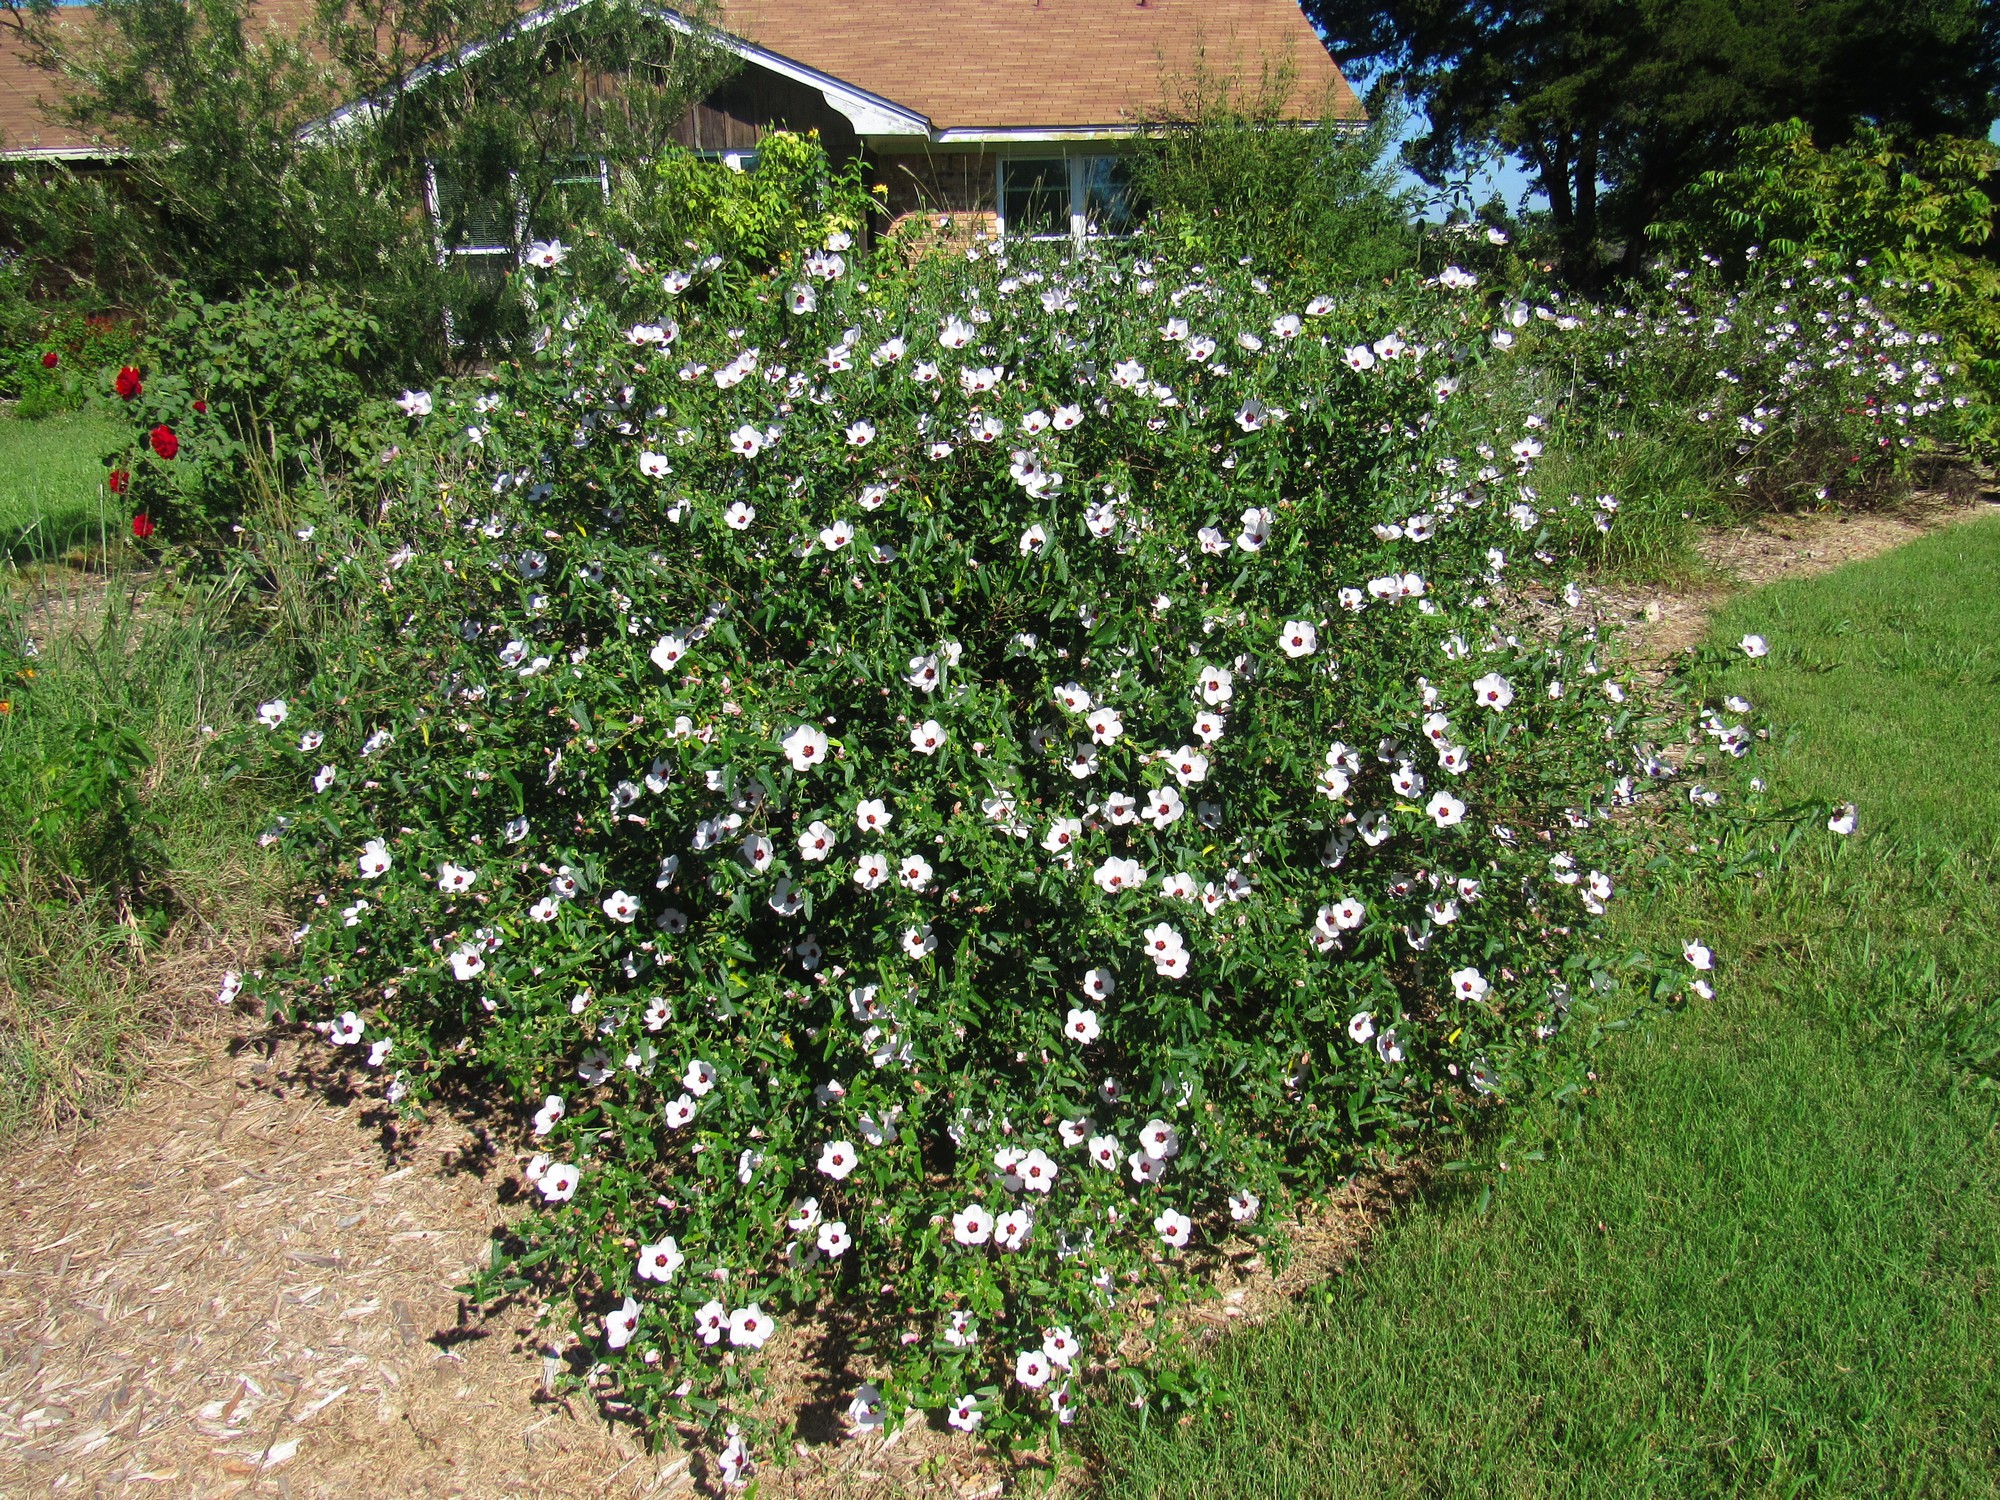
107,284,406,540
1303,0,2000,281
1125,68,1419,282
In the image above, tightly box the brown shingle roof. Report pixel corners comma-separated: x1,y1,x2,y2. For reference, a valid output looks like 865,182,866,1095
717,0,1357,132
1,0,1356,159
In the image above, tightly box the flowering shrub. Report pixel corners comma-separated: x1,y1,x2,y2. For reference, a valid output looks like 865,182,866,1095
1493,258,1970,509
107,286,405,542
251,234,1729,1468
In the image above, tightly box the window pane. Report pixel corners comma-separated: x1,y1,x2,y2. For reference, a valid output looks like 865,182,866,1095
1004,158,1069,237
1082,156,1139,236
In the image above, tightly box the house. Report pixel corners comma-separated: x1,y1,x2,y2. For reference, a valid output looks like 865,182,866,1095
1,0,1361,242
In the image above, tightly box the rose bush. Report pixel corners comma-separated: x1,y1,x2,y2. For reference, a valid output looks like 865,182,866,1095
239,224,1909,1472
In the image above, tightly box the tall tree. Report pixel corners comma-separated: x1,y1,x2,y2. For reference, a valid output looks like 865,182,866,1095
1303,0,2000,281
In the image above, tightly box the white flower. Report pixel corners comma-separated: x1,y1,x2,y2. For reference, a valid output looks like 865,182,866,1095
538,1162,579,1202
523,239,567,268
639,450,671,478
899,855,934,893
528,895,559,922
947,1395,982,1431
1094,856,1147,895
853,853,890,890
1279,620,1317,657
602,889,640,923
1229,1189,1260,1223
662,1094,696,1128
1684,939,1715,971
994,1208,1032,1250
638,1237,684,1281
1088,1134,1120,1170
910,718,945,755
395,389,433,417
1827,803,1857,835
215,971,243,1006
1153,1208,1192,1247
256,697,289,729
953,1204,993,1245
723,500,756,529
1019,522,1049,555
1167,745,1208,786
818,1220,853,1258
437,861,477,894
905,654,942,692
727,425,765,458
1472,673,1515,709
939,316,974,349
1348,1011,1376,1044
1042,817,1082,855
727,1304,774,1349
448,944,486,982
1018,1149,1058,1193
1740,633,1770,658
781,724,829,772
1426,791,1466,827
1143,922,1189,976
1198,666,1234,705
1015,1349,1052,1388
604,1297,641,1350
1066,1007,1100,1044
1237,507,1272,551
683,1059,717,1096
901,922,937,959
1451,966,1489,1001
855,797,892,835
1086,707,1124,745
844,420,875,447
818,1140,858,1179
818,519,854,553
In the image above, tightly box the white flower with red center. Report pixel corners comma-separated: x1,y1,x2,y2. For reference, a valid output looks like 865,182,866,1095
1143,786,1185,828
1169,746,1209,786
1684,940,1715,971
855,798,892,835
994,1208,1032,1250
437,861,478,894
803,1130,858,1182
1018,1150,1058,1193
1015,1349,1052,1388
602,890,640,923
1740,633,1769,658
1105,791,1138,825
1237,507,1272,551
1142,923,1189,977
693,1300,727,1345
662,1094,695,1128
1089,1134,1120,1170
1451,966,1490,1001
538,1162,580,1202
1472,673,1514,709
604,1297,641,1350
650,634,687,673
1094,856,1146,895
1348,1012,1376,1045
1192,712,1225,744
740,834,774,875
1229,1190,1261,1223
910,719,945,754
952,1204,993,1245
1053,682,1092,714
1197,666,1234,705
948,1395,982,1430
798,820,835,861
728,1304,774,1348
1019,522,1049,554
357,839,393,877
1154,1208,1193,1247
1081,967,1116,1001
1086,707,1124,745
905,655,941,692
901,923,937,960
1066,1007,1100,1044
817,1220,852,1258
1066,745,1099,779
818,519,854,552
637,1237,683,1281
1043,1325,1079,1367
681,1059,716,1096
782,724,828,772
1279,619,1318,657
1042,817,1081,856
448,945,486,981
727,426,764,458
1828,804,1857,835
938,316,974,349
899,856,933,894
1426,791,1466,827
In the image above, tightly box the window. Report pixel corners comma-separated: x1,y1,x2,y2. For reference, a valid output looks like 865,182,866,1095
427,164,517,290
1002,158,1072,238
999,155,1142,241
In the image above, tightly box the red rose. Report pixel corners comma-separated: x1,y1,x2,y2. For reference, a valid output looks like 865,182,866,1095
130,513,155,539
192,399,208,414
150,424,178,460
107,468,130,495
40,350,58,369
114,365,143,400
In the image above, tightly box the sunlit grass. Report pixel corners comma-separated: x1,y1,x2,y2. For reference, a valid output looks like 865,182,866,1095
0,409,124,565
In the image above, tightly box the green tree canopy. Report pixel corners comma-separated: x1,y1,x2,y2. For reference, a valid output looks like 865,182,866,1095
1303,0,2000,281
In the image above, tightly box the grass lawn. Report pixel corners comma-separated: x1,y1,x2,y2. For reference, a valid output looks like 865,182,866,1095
0,409,125,564
1089,516,2000,1498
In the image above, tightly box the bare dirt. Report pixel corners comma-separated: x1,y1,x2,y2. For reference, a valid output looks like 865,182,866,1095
3,487,1992,1499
